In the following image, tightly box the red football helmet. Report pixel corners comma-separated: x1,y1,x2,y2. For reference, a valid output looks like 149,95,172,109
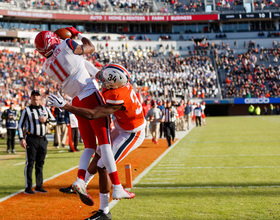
34,31,60,57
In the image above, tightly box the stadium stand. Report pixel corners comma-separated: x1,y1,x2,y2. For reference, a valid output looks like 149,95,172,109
1,0,280,117
217,41,280,99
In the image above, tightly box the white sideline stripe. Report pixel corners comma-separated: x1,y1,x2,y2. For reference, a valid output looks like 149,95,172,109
0,165,78,203
153,166,280,169
109,126,195,210
13,162,25,166
134,185,280,189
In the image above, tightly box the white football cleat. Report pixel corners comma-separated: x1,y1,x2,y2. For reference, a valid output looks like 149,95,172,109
112,186,135,200
72,179,94,206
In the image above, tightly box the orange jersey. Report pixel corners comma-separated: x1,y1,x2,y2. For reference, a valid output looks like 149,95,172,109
102,83,145,132
177,105,185,118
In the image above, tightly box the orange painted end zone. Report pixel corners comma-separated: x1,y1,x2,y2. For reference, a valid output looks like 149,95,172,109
0,138,173,220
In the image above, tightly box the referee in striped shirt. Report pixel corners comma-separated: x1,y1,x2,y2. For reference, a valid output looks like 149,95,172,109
18,90,56,194
161,100,178,147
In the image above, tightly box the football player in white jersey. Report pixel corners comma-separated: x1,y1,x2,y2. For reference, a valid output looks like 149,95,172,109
47,64,146,220
34,28,134,206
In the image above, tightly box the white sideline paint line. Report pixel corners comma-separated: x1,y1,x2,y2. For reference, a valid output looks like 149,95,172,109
13,162,25,166
134,185,280,189
109,126,195,210
153,166,280,169
0,165,78,203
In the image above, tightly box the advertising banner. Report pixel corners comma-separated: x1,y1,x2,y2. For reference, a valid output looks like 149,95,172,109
234,98,280,104
0,10,219,22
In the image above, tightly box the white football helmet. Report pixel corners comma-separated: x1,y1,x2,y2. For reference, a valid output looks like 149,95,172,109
100,64,130,89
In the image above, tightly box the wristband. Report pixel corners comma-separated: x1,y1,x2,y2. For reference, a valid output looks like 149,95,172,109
78,33,84,40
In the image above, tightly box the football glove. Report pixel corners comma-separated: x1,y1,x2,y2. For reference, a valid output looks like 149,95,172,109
66,27,81,37
46,93,66,108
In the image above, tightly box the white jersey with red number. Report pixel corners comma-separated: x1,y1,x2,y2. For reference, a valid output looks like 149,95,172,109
102,83,145,133
42,39,98,99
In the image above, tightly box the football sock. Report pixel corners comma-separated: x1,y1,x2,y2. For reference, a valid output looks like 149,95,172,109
77,169,86,180
85,170,95,187
99,193,110,214
77,148,95,180
109,171,121,185
100,144,121,185
79,148,95,170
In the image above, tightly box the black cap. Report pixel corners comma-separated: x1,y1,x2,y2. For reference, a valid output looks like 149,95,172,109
31,90,40,96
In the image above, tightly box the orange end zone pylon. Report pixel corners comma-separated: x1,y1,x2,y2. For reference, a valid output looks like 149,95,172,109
67,124,76,152
125,163,133,188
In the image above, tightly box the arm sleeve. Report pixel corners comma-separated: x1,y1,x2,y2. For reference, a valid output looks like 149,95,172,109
103,91,124,106
1,110,7,120
85,60,100,77
65,39,79,52
65,111,70,125
18,108,27,140
145,110,151,120
45,107,57,125
161,109,165,121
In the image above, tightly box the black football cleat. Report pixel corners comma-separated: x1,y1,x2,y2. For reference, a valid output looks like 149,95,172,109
59,185,76,194
84,210,111,220
35,187,48,193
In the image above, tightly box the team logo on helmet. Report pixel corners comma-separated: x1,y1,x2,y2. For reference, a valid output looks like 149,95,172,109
35,31,60,57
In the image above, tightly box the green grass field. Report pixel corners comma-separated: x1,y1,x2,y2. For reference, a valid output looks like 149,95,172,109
0,137,83,198
1,116,280,219
112,116,280,220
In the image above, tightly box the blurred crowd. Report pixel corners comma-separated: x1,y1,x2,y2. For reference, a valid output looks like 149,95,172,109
217,41,280,98
0,46,219,108
110,0,150,12
66,0,101,11
21,0,59,10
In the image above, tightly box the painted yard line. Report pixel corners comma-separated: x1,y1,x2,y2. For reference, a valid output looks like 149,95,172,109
187,154,280,157
140,182,173,184
132,127,194,185
145,178,175,180
0,165,78,203
13,162,25,166
153,166,280,169
148,172,181,175
109,127,195,210
134,185,280,189
158,164,185,166
185,140,280,144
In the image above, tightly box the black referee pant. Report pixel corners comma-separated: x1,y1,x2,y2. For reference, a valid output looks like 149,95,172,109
25,135,48,189
164,122,176,147
7,129,16,151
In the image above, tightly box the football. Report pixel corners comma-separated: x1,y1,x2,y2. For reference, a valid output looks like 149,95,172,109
54,28,72,40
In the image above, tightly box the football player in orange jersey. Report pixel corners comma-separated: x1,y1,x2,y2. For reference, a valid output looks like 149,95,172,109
47,64,145,220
